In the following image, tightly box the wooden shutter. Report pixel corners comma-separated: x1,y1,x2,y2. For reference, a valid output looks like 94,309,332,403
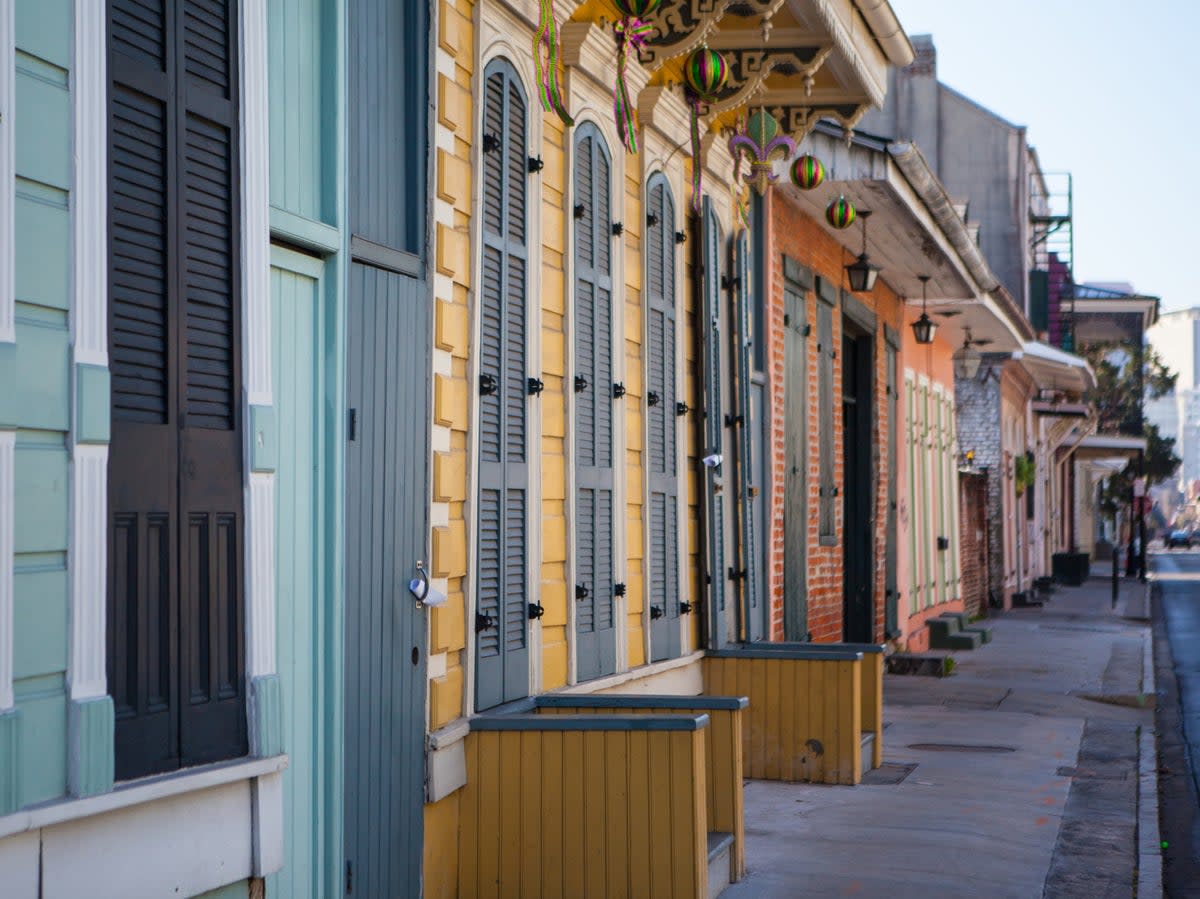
475,62,529,711
700,197,727,646
732,230,762,641
816,284,835,538
646,175,679,661
884,338,899,637
107,0,246,780
783,279,808,640
573,125,616,681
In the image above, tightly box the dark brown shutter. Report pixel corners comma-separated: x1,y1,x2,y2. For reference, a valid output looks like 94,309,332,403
107,0,246,780
817,281,836,538
474,61,529,710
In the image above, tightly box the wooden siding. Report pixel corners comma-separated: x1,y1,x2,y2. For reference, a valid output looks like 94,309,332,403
704,652,863,785
536,696,746,879
460,719,709,897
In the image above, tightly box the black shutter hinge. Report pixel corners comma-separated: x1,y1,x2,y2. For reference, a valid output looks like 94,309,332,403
348,408,357,442
527,377,544,396
575,583,590,600
528,602,545,620
613,382,626,399
612,222,624,237
649,605,664,620
721,274,740,290
676,401,689,417
679,601,693,615
647,391,660,407
574,375,588,393
675,230,687,244
482,133,500,154
346,861,353,894
574,203,585,219
647,212,659,227
804,324,812,336
475,612,497,633
728,567,745,582
527,155,544,173
479,373,498,395
724,413,743,428
614,582,627,597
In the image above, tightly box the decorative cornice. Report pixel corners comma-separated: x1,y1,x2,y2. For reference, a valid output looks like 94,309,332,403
705,44,832,116
635,0,732,70
638,84,693,142
562,19,650,97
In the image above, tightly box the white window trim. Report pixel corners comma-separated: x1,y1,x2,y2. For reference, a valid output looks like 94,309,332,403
0,429,13,713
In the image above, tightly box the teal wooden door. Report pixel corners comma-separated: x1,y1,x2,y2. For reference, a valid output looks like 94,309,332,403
269,248,333,898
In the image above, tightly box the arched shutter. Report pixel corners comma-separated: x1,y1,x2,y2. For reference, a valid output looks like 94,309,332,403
573,125,616,681
474,61,529,711
646,176,680,661
700,197,728,647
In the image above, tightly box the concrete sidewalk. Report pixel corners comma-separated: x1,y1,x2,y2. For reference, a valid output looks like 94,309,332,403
728,579,1158,898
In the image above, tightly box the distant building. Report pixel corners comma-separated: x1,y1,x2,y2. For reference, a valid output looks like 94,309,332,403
1146,307,1200,489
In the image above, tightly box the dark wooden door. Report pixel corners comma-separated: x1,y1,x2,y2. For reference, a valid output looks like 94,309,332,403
343,0,428,893
842,331,874,642
884,339,899,637
573,124,617,681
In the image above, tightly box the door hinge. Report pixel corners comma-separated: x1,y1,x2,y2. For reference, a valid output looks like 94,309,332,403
346,860,353,894
528,602,545,620
649,605,664,620
347,408,357,442
721,274,739,290
724,413,743,428
679,601,693,615
614,582,627,597
475,612,497,633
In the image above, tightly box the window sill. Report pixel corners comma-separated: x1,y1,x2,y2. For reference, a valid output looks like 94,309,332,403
0,754,288,841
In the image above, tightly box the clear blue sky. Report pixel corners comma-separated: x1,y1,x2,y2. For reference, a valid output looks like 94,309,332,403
887,0,1200,311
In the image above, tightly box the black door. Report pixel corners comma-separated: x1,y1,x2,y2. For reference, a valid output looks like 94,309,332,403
842,330,874,642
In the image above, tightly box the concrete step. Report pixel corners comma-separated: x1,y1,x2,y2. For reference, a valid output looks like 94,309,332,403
929,629,982,651
707,831,735,898
885,652,955,677
927,617,962,639
965,626,993,644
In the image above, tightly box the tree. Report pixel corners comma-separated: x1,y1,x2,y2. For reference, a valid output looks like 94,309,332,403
1084,341,1181,523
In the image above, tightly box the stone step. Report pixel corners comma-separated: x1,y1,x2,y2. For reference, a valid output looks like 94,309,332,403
885,652,955,677
929,629,982,651
926,617,961,639
965,625,993,644
936,612,993,645
707,831,735,899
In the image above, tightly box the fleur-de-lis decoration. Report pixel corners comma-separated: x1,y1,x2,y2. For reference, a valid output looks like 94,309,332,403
728,109,795,196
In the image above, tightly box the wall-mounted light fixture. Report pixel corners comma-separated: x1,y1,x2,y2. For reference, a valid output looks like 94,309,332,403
911,275,936,344
845,209,881,292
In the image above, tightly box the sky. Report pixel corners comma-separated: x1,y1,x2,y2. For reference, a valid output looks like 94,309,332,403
886,0,1200,312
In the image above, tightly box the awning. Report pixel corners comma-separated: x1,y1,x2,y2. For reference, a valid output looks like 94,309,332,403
1012,341,1095,394
1073,434,1146,465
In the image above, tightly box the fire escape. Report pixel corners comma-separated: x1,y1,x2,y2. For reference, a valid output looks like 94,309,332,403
1029,171,1075,350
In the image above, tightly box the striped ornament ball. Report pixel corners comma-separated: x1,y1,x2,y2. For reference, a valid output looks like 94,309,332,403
825,195,856,229
791,154,825,190
684,47,728,101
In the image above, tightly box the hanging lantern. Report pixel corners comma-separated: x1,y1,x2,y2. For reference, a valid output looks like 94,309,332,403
790,154,825,190
911,275,937,345
825,195,856,229
729,109,795,196
683,46,728,212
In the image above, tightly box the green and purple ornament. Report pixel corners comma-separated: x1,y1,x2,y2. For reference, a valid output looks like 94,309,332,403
790,154,825,190
684,46,729,212
728,109,796,196
825,195,856,229
612,0,659,153
533,0,573,125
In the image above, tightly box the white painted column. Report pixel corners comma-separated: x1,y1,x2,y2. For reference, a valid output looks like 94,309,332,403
69,0,108,705
0,0,14,344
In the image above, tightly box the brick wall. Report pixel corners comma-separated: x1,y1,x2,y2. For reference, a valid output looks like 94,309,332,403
765,191,902,643
954,367,1003,608
958,471,989,617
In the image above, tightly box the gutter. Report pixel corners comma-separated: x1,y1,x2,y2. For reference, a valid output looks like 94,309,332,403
888,141,1035,342
853,0,916,66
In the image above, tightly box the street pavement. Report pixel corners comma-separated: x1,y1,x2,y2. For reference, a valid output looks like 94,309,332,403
728,577,1157,898
1149,547,1200,896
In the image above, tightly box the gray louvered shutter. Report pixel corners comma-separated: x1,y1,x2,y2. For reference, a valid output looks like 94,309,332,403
732,231,762,640
783,279,808,640
108,0,246,779
700,197,728,647
817,283,836,537
475,63,529,710
646,176,680,661
573,125,616,681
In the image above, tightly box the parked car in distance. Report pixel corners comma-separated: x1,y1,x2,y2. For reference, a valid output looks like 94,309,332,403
1167,528,1191,549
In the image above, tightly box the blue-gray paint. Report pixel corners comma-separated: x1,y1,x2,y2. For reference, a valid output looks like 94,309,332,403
471,713,710,732
536,694,748,711
0,319,70,430
75,364,111,444
14,674,66,805
250,674,283,758
0,708,19,815
269,208,341,255
14,185,71,309
68,695,114,797
708,647,863,662
13,566,67,679
13,439,68,553
15,0,72,68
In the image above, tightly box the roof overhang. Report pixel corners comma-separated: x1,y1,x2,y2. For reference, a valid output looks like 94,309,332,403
1070,296,1159,344
1033,401,1090,418
1012,341,1096,394
775,128,1030,352
1074,434,1146,463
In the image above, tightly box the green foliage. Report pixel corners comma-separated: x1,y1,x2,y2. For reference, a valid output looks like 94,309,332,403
1014,454,1036,496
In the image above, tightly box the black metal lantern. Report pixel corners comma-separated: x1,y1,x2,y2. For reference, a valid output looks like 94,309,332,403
953,329,982,379
911,275,936,345
845,210,880,292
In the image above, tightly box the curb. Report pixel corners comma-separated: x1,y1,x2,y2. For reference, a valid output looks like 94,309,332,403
1138,594,1161,897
